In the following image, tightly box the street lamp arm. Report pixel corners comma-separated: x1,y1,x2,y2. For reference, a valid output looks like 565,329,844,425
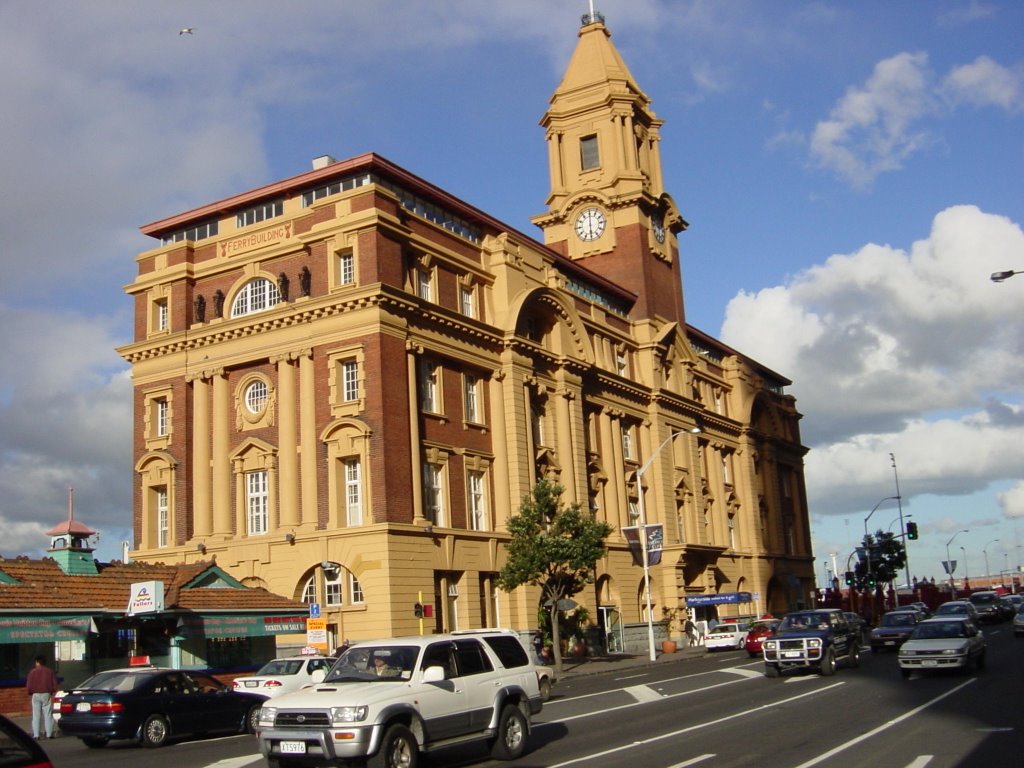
991,269,1022,282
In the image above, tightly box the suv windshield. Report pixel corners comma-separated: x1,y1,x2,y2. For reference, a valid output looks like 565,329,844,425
779,613,831,631
325,645,418,683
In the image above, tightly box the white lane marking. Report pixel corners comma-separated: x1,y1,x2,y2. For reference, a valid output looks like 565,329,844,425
614,673,651,681
720,667,762,679
548,667,742,706
791,678,975,768
551,674,762,724
543,682,845,768
905,758,933,768
206,756,263,768
667,756,716,767
624,684,665,703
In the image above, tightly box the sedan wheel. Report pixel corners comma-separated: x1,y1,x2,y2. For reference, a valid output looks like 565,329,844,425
141,714,170,748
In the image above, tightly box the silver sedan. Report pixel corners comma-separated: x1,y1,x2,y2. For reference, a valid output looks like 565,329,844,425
897,617,986,678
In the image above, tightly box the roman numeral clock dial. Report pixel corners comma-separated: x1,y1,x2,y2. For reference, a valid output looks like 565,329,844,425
574,207,606,241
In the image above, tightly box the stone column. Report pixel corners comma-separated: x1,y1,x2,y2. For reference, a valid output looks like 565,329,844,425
189,373,212,538
276,355,299,529
407,342,424,523
299,350,317,527
211,370,231,536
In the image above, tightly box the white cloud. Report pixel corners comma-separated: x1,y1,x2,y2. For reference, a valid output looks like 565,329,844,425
809,52,937,188
721,205,1024,516
998,482,1024,519
942,55,1024,112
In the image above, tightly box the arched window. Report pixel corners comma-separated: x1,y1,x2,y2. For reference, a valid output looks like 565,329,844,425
231,278,280,318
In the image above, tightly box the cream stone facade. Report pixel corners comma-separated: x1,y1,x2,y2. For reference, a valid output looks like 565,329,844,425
119,14,814,652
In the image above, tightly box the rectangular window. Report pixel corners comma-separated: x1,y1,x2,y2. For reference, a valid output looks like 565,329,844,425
622,427,635,460
345,458,362,526
156,487,169,548
155,398,169,437
339,251,355,285
419,360,439,413
155,299,169,331
467,470,487,531
460,285,475,318
417,269,432,301
423,463,444,526
580,134,600,170
464,375,481,423
349,572,364,603
236,199,283,228
246,471,268,535
616,349,628,377
325,573,342,607
342,360,359,402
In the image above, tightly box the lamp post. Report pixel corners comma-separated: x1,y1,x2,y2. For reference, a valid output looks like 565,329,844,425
863,496,900,580
960,546,969,585
983,539,1000,585
888,513,912,532
945,530,968,598
635,426,701,661
890,454,911,588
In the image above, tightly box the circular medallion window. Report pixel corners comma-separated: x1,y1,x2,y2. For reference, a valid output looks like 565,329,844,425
244,380,269,415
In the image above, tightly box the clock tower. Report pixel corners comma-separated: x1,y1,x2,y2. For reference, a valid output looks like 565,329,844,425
531,11,688,325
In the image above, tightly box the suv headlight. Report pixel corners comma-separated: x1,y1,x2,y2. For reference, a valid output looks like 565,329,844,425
258,706,277,727
763,640,776,650
808,638,822,649
330,706,369,724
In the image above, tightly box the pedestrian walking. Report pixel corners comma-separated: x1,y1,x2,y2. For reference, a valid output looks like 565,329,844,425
684,617,698,647
26,655,59,739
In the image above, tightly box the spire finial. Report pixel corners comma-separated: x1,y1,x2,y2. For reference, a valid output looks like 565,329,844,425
68,486,74,520
581,1,603,26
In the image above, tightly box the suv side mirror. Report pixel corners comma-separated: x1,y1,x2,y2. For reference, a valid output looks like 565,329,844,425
422,666,446,683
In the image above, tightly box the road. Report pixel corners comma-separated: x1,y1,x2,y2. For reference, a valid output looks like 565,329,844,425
39,624,1023,768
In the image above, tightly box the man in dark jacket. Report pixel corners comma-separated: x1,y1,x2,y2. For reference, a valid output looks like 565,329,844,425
26,656,59,739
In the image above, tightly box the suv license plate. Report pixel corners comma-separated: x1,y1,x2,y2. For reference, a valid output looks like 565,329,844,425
281,742,307,754
782,651,801,658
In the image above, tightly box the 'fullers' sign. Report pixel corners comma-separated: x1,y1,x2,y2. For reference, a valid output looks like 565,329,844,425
126,581,165,615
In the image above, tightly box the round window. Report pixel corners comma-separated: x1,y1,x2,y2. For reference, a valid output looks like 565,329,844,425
245,380,268,414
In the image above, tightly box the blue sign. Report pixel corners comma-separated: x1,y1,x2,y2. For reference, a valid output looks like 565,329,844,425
309,603,321,619
685,591,753,607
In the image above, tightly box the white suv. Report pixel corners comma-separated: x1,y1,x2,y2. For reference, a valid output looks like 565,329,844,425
257,631,543,768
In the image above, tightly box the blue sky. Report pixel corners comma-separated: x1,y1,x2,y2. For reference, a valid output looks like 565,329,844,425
0,1,1022,588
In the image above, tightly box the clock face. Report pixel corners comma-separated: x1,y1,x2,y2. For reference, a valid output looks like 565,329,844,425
652,215,665,243
575,207,606,241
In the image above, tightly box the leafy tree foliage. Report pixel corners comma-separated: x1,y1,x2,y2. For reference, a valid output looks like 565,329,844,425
853,530,907,590
497,478,613,673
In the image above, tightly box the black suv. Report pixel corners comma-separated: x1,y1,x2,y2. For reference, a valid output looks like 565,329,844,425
762,609,861,677
967,591,1004,623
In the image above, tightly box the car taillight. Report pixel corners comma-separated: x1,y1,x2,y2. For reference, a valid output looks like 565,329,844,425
263,680,282,688
88,701,125,714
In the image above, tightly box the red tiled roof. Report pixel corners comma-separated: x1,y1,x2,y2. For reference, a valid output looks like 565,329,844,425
0,556,306,614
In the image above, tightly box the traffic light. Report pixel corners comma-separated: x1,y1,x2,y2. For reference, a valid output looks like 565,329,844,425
867,573,877,587
414,602,423,618
906,521,918,540
844,571,854,586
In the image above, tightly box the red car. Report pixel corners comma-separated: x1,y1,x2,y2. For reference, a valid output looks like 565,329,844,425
744,619,780,657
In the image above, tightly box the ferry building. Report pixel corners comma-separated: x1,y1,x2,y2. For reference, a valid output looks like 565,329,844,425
119,11,814,651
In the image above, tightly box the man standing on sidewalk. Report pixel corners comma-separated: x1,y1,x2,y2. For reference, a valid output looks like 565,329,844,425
26,655,59,739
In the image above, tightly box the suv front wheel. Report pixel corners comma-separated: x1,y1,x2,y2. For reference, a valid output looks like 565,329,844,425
368,723,418,768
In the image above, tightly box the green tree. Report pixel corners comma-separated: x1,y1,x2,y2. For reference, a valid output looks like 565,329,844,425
853,530,907,590
497,478,613,673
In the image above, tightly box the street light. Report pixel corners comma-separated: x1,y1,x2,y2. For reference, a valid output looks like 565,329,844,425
990,270,1022,282
945,530,969,598
863,496,900,579
960,546,969,584
635,426,702,661
983,539,1000,584
890,453,910,589
888,513,912,532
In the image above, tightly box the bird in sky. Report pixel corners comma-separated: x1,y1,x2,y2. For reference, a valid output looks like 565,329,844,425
178,27,195,35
